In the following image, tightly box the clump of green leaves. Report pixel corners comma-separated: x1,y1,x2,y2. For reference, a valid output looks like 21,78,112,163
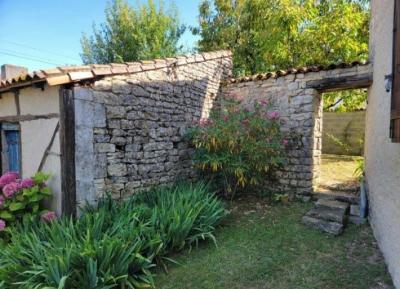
81,0,185,64
194,0,370,76
188,96,288,199
0,172,52,235
0,182,226,289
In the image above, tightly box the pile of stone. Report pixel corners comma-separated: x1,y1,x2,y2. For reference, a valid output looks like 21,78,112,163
302,191,367,235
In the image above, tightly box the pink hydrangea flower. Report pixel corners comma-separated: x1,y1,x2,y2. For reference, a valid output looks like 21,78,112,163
0,195,4,207
19,178,35,189
0,172,19,187
266,111,280,120
41,211,57,222
0,219,5,231
3,182,20,198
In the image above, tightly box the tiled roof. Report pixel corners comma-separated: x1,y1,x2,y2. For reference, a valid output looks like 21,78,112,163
0,50,232,92
226,61,369,84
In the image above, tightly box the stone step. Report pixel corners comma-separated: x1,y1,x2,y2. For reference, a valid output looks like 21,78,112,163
349,215,368,225
313,191,359,205
302,215,344,235
350,204,360,216
305,206,347,224
316,199,350,214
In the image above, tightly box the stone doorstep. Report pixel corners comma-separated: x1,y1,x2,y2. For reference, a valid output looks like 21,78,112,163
302,215,344,235
313,191,359,205
305,206,347,224
350,204,360,216
349,215,368,226
316,199,350,214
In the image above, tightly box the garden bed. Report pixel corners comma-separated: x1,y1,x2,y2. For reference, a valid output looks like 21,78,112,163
156,196,393,289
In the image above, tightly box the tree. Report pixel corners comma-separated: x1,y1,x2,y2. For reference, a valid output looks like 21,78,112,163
194,0,370,76
81,0,185,64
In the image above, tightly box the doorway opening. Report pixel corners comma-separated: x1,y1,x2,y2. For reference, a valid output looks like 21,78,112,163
315,88,367,194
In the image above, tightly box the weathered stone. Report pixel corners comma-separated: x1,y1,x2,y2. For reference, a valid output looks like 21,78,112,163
350,204,360,216
313,191,359,205
95,143,116,153
107,106,126,119
349,216,368,225
302,215,344,235
108,163,127,177
306,207,346,223
316,199,350,214
112,80,131,94
93,80,112,91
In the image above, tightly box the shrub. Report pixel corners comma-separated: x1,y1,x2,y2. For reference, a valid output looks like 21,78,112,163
0,182,226,289
188,96,288,198
0,171,53,234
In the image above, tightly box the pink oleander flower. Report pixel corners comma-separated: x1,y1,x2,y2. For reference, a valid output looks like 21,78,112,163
223,115,229,122
0,195,4,207
242,119,250,126
3,182,20,198
41,211,57,222
282,139,289,146
199,118,213,127
0,172,19,187
266,111,280,120
19,178,35,189
0,219,5,231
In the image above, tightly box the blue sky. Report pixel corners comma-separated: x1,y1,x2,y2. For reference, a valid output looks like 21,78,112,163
0,0,201,71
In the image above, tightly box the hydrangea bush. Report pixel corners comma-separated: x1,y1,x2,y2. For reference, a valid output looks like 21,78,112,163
188,95,289,198
0,171,54,233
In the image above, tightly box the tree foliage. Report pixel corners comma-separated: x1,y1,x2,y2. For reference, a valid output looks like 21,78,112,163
81,0,185,64
194,0,370,76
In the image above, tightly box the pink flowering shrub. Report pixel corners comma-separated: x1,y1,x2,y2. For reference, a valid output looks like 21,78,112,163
188,96,289,198
0,171,52,233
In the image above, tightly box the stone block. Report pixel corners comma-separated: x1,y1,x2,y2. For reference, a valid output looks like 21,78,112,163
95,143,116,153
107,106,126,119
108,163,127,177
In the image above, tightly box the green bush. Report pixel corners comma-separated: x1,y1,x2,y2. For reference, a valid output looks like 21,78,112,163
0,182,226,289
188,96,288,198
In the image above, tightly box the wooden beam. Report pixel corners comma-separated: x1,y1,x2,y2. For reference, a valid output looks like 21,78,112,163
37,121,60,172
0,113,59,122
305,73,373,92
59,87,76,217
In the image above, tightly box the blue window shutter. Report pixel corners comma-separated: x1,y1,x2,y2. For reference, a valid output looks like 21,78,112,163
5,131,20,173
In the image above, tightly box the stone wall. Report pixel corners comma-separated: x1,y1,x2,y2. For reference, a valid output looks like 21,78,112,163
73,52,232,205
222,64,372,198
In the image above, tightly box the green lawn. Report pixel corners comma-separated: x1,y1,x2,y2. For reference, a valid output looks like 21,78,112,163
156,197,393,289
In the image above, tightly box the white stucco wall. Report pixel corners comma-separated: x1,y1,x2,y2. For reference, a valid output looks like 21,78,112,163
366,1,400,287
0,85,62,214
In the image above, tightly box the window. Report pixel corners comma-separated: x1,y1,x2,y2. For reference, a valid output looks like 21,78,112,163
391,0,400,141
1,123,21,174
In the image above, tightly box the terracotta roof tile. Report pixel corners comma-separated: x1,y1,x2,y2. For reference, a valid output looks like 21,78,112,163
0,50,231,92
227,61,369,84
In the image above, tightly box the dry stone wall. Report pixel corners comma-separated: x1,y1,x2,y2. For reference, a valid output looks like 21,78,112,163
73,52,232,205
222,64,372,198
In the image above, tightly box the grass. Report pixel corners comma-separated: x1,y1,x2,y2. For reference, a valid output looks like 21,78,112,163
156,196,393,289
318,154,363,191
